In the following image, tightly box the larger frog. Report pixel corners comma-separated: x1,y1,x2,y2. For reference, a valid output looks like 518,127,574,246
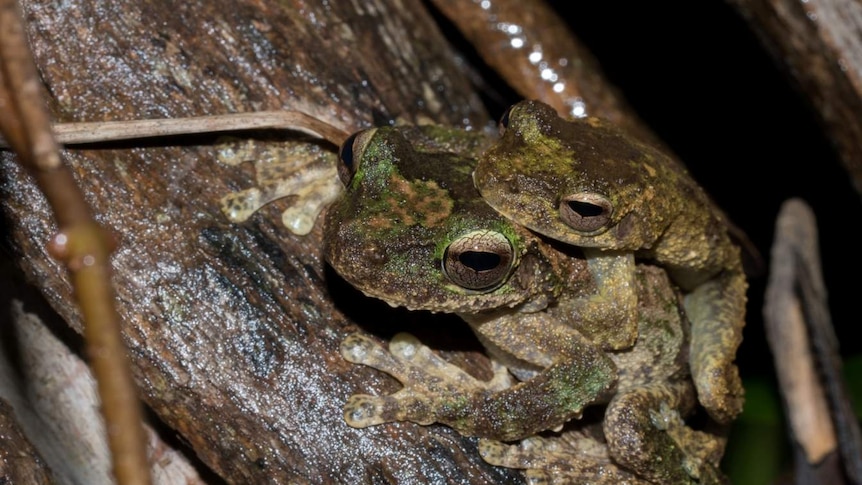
323,124,726,483
473,100,748,424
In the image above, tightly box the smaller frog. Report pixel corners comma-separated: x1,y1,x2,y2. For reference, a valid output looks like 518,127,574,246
474,100,747,424
324,124,727,483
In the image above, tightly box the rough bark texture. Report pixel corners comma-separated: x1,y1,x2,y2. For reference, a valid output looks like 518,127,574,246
1,0,520,483
0,398,55,484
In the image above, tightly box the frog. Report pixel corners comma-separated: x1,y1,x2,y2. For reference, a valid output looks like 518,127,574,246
473,99,748,425
323,123,727,483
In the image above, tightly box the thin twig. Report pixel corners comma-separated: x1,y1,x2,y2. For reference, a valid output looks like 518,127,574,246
44,111,344,144
0,1,151,484
0,110,351,149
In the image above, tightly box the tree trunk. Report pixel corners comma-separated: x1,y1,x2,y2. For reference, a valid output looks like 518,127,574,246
0,0,519,482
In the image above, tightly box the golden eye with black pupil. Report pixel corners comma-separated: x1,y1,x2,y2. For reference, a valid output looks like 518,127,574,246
559,192,613,233
443,230,515,292
337,129,376,186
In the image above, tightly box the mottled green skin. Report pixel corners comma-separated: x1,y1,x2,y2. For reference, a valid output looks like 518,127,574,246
324,124,727,483
474,100,747,424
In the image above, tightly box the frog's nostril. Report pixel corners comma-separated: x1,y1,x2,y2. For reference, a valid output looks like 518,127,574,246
365,245,388,265
559,192,612,233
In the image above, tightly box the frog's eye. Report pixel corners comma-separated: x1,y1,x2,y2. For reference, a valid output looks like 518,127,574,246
337,129,376,186
499,105,513,130
443,230,515,292
559,192,613,233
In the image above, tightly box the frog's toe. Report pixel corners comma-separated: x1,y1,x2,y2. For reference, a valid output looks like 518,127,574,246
388,332,426,360
343,394,386,427
480,439,559,485
340,333,379,364
344,392,434,427
280,173,342,235
220,188,262,223
478,438,554,469
695,364,744,424
341,333,417,383
281,207,316,236
389,332,466,373
480,436,647,485
389,332,512,390
477,439,511,467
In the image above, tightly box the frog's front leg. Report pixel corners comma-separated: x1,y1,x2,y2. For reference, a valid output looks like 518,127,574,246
563,249,639,351
342,312,617,441
216,138,342,235
341,332,515,427
604,380,726,484
681,268,747,424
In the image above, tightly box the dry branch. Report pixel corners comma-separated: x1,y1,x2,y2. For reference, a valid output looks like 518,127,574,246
0,1,151,484
764,198,862,484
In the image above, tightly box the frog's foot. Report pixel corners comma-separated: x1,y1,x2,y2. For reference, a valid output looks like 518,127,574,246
340,332,513,429
685,270,747,424
478,431,650,485
216,137,342,235
604,382,727,485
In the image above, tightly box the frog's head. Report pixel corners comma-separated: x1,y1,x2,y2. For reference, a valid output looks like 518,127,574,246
324,125,560,314
474,100,678,251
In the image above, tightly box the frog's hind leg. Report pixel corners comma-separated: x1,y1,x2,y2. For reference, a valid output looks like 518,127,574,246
478,428,652,485
684,269,747,424
603,380,727,485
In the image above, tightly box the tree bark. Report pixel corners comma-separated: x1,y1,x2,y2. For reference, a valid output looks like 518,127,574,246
0,398,55,484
